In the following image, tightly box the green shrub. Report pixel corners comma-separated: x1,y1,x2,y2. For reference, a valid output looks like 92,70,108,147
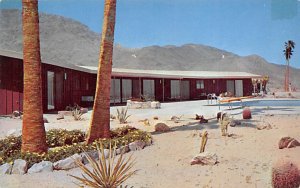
0,127,152,168
46,129,85,147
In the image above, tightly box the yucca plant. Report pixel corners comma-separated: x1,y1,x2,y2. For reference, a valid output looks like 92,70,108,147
73,108,83,121
69,142,137,188
117,108,131,124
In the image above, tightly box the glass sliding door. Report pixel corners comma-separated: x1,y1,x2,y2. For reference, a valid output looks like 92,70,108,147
143,79,155,101
47,71,55,110
110,78,121,103
181,80,190,100
171,80,180,99
226,80,235,96
122,79,132,102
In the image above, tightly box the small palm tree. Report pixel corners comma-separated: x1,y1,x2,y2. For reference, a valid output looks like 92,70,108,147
283,40,296,92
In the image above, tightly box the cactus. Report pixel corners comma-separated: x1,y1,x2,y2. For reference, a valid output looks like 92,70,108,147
219,113,231,136
200,131,208,153
243,107,252,119
272,160,300,188
117,108,131,124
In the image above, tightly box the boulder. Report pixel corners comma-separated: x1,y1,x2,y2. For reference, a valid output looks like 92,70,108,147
80,108,88,114
116,145,130,155
230,120,241,127
80,151,99,165
129,140,146,151
279,137,300,149
256,122,272,130
6,129,22,137
43,117,49,123
28,161,53,174
56,113,64,120
53,153,82,170
242,107,252,119
58,111,73,116
151,101,161,109
11,159,28,175
155,122,170,132
0,163,12,175
11,111,21,118
190,152,218,166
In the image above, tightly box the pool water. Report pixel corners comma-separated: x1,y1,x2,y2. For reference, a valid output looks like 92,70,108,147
219,100,300,107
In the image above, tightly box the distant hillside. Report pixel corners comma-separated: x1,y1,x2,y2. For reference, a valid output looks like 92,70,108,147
1,9,299,90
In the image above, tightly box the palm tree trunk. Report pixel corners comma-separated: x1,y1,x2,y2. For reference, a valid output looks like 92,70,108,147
287,60,290,92
86,0,117,143
285,60,289,92
21,0,48,153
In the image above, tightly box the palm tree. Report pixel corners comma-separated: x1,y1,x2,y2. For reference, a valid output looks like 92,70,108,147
283,40,295,92
21,0,48,153
86,0,117,143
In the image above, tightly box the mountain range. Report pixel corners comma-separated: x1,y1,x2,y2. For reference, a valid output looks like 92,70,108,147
1,9,299,90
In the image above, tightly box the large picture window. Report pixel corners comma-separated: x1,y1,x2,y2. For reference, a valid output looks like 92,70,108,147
196,80,204,89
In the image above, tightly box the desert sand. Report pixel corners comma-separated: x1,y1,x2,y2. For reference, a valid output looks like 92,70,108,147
0,99,300,188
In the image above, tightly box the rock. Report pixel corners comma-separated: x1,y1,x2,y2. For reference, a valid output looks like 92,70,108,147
80,108,88,114
151,101,161,109
80,151,99,165
129,140,146,151
171,116,179,121
153,116,159,120
0,163,12,175
230,120,241,127
58,111,73,116
28,161,53,174
116,145,130,155
279,137,300,149
11,159,28,174
53,153,82,170
154,122,171,132
11,111,21,118
127,100,151,109
190,152,218,166
6,129,22,137
256,122,272,130
56,113,64,120
43,117,49,123
242,107,252,119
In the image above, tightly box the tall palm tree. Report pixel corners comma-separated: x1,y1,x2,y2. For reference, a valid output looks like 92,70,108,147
21,0,48,153
283,40,295,92
86,0,117,143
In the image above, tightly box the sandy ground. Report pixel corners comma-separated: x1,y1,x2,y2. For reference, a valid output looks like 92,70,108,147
0,99,300,188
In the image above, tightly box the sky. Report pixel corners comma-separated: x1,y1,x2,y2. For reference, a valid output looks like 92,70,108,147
0,0,300,68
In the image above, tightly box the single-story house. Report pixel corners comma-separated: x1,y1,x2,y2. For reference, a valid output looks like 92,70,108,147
0,49,262,115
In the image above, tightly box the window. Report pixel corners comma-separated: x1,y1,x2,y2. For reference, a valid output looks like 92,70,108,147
47,71,55,110
196,80,204,89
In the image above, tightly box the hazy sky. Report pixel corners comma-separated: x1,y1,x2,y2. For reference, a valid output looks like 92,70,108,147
1,0,299,68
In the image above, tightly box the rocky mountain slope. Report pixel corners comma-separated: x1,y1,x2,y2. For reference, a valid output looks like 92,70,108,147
1,9,299,90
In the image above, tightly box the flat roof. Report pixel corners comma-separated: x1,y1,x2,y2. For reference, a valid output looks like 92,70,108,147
80,66,262,79
0,49,262,79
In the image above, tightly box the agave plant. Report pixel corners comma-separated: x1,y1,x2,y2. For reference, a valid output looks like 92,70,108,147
72,108,83,121
117,108,131,124
69,142,137,188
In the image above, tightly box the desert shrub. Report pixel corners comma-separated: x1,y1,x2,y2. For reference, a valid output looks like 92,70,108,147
46,129,85,147
117,108,131,124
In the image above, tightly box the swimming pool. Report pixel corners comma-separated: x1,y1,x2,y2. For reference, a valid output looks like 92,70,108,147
219,100,300,107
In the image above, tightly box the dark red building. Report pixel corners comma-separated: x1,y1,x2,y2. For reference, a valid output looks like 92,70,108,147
0,50,261,115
